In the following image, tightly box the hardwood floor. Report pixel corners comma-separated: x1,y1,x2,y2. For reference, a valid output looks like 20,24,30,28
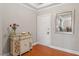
22,44,78,56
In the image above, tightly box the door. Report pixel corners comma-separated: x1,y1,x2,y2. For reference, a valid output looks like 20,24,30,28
37,14,52,45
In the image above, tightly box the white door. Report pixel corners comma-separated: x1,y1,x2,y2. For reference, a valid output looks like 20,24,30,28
37,14,52,45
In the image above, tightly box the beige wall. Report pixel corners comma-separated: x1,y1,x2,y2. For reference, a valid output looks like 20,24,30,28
1,4,37,55
38,3,79,52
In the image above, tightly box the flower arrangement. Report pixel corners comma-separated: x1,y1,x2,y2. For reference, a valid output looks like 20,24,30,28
10,23,19,33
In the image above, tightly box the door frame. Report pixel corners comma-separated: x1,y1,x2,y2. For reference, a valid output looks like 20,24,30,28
37,13,52,45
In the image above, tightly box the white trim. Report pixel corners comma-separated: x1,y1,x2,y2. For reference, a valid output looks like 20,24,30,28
28,3,53,9
16,3,36,11
38,42,79,55
38,3,64,11
28,3,39,8
38,3,53,8
20,3,62,11
16,3,63,11
32,42,39,46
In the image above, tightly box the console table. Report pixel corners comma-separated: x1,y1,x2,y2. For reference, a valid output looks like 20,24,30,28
9,32,32,56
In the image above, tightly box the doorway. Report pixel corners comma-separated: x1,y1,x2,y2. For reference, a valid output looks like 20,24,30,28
37,14,52,45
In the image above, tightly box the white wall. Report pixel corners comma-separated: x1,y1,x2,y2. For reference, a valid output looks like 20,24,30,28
1,3,37,55
38,3,79,52
0,19,2,55
0,4,3,55
0,20,2,55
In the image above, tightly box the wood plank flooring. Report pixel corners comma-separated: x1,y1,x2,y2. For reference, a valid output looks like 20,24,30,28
22,44,78,56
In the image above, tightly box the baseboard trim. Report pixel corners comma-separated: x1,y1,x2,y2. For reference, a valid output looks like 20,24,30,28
38,42,79,55
32,42,39,46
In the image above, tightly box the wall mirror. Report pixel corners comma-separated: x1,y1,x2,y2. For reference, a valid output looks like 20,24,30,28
55,11,74,34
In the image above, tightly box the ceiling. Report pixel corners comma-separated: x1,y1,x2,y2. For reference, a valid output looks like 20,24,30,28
23,3,60,10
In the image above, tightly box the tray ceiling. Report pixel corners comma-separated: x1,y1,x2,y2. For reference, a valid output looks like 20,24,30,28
23,3,60,9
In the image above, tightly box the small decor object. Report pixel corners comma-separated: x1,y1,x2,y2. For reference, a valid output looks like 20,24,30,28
55,10,74,34
10,23,19,34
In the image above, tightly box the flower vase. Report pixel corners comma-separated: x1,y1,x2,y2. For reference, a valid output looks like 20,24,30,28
13,30,16,35
11,29,16,35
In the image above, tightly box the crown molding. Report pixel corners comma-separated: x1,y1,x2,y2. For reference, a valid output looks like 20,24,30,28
23,3,37,10
17,3,63,12
27,3,53,9
38,3,63,11
22,3,62,10
17,3,37,11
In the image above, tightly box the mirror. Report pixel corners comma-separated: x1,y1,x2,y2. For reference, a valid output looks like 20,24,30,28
55,11,74,34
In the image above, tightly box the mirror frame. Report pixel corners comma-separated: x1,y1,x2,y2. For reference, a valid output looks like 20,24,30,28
55,10,75,34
